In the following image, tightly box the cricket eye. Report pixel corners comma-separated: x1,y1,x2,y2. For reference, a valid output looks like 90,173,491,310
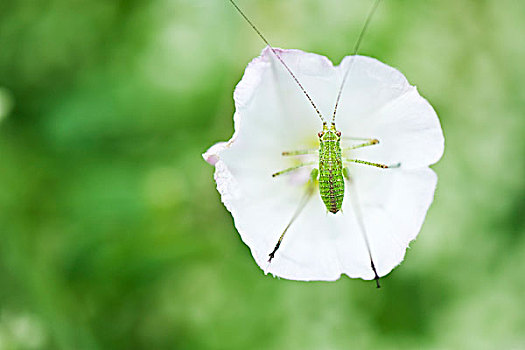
318,132,324,138
336,131,341,137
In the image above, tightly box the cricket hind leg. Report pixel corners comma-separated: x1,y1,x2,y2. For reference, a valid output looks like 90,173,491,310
344,167,381,288
268,168,318,262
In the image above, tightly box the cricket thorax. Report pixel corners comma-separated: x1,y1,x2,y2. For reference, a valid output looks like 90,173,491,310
318,123,344,214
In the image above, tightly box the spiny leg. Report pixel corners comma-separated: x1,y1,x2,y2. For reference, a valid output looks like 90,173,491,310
268,169,318,262
343,167,381,288
342,139,401,167
342,138,379,151
281,149,318,156
272,161,316,177
344,158,401,169
342,136,377,141
345,158,389,169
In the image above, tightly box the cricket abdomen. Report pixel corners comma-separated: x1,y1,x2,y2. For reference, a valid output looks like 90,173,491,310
318,128,344,214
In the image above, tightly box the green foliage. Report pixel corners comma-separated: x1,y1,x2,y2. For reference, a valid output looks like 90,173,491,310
0,0,524,349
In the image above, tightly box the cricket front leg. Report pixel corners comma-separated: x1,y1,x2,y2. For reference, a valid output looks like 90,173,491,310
281,149,318,156
341,138,379,152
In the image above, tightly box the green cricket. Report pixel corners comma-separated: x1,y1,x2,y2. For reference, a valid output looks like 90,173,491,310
229,0,398,287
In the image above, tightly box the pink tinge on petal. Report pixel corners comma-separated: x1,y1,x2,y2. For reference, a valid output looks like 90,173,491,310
205,154,219,166
202,142,228,166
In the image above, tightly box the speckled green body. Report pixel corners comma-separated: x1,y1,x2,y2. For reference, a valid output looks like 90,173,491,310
318,123,344,214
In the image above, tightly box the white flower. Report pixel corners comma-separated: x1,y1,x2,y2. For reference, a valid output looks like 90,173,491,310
203,47,444,282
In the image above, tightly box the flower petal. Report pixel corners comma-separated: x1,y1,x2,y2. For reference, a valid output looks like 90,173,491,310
233,47,339,147
336,56,444,169
339,166,439,279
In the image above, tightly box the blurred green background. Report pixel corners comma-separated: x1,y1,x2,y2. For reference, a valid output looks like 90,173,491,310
0,0,524,349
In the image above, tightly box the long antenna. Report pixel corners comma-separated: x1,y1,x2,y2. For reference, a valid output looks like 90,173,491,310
331,0,382,124
228,0,326,124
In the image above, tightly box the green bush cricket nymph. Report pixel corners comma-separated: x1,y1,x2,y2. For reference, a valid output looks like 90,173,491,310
228,0,398,287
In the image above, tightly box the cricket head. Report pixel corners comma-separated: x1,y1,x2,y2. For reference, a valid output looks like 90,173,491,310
318,122,341,142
